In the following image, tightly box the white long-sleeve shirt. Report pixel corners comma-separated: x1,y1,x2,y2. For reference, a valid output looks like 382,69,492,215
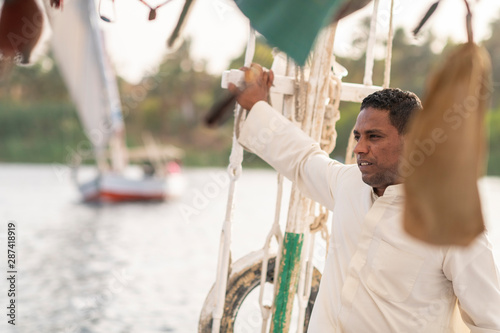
238,101,500,332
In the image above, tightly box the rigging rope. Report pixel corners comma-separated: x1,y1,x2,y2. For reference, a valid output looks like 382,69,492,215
209,2,393,329
259,173,284,333
363,0,380,86
211,26,256,333
257,51,293,333
383,0,395,89
320,73,342,153
294,65,307,122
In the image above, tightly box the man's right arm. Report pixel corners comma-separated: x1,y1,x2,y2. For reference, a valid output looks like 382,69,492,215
238,101,347,210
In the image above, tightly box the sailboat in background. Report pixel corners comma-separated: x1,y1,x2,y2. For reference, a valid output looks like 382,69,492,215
43,0,185,202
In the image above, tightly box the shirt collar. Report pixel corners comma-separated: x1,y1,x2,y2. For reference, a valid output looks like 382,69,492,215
371,183,405,199
370,188,379,203
382,183,405,197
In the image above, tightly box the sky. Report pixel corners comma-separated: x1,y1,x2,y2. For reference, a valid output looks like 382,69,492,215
97,0,500,83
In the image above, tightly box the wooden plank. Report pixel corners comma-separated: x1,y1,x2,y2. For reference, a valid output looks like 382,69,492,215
221,70,383,103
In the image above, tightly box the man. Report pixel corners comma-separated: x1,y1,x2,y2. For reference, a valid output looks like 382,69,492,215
229,66,500,332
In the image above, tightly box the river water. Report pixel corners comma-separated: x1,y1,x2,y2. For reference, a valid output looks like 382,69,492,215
0,164,499,333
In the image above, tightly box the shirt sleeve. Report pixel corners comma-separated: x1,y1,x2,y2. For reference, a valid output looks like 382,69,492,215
238,101,347,210
443,233,500,332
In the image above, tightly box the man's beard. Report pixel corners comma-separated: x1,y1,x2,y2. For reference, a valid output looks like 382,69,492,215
361,166,401,189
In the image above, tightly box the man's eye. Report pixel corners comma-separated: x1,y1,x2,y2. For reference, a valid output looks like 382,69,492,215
354,136,360,142
370,135,380,139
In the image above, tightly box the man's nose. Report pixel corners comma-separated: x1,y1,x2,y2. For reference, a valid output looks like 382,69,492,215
353,138,369,155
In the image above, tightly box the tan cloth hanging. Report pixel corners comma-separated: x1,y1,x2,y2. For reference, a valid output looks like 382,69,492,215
402,42,492,246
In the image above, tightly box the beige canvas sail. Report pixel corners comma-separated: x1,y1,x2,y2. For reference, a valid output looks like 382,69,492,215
44,0,127,171
402,42,492,246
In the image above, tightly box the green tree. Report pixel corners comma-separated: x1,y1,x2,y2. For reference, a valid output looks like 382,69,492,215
481,11,500,109
227,36,274,70
122,39,237,166
0,54,69,103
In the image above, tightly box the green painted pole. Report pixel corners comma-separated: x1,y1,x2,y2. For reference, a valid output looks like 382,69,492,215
270,232,304,333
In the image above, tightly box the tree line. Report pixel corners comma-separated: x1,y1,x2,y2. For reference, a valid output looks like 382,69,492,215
0,15,499,174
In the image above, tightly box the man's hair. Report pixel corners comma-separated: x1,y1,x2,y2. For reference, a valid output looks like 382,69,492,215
360,88,422,135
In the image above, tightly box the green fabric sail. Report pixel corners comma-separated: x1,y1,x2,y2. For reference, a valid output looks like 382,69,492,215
234,0,345,66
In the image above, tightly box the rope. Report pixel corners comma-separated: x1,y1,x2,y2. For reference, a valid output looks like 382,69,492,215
211,26,256,333
258,51,290,333
383,0,395,89
297,220,315,333
464,0,474,43
309,205,330,256
313,66,342,255
294,65,307,122
320,73,342,153
363,0,380,86
167,0,196,47
258,174,284,333
345,128,357,164
296,24,338,332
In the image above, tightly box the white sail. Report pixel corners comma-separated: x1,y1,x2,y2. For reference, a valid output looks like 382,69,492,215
43,0,127,171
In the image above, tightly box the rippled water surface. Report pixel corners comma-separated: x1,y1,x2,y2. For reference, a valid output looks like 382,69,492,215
0,164,499,333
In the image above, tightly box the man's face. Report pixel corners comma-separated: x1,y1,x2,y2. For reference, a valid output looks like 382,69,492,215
353,107,404,195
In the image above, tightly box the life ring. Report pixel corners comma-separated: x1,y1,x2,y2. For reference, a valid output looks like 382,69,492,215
199,250,322,332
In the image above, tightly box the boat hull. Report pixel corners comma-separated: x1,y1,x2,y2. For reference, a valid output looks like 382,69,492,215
79,172,184,203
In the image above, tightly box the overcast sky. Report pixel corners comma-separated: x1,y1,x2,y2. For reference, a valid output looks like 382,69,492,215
98,0,500,83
